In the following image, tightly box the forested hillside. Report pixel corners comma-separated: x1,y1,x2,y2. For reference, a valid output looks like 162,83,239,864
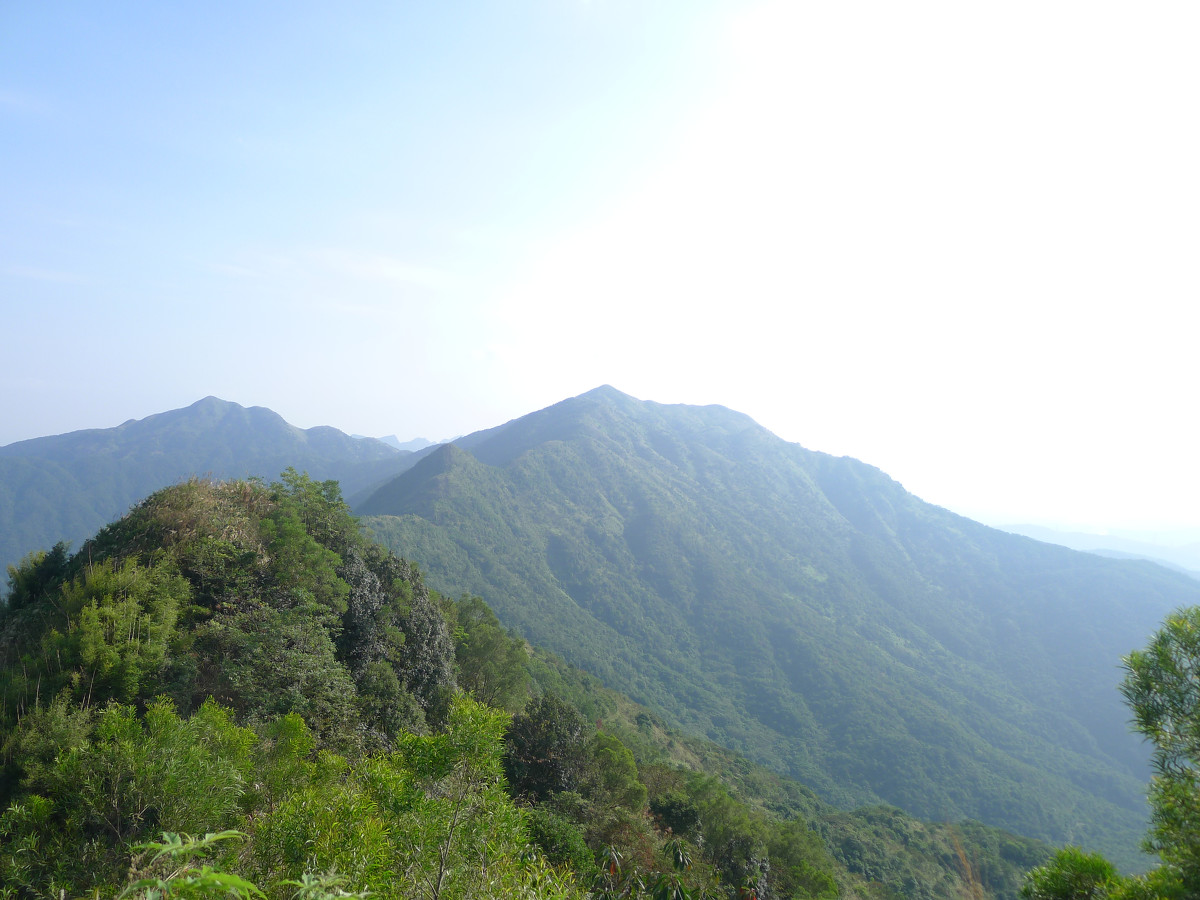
4,388,1193,889
0,397,414,577
0,472,1056,899
359,386,1200,868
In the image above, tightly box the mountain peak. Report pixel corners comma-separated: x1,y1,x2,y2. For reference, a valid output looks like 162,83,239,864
356,387,1200,868
172,396,253,421
0,398,409,576
191,395,237,408
577,384,636,403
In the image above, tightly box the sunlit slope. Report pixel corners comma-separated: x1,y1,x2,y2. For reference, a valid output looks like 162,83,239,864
360,386,1200,867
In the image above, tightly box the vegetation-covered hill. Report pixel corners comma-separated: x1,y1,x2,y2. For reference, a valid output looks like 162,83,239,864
0,473,1053,899
358,385,1200,868
0,396,416,576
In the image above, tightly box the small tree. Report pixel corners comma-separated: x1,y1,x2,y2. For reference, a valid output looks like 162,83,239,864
1020,847,1117,900
1121,607,1200,891
504,694,587,803
451,595,529,712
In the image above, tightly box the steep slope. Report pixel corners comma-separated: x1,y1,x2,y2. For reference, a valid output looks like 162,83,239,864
0,397,416,574
360,385,1200,868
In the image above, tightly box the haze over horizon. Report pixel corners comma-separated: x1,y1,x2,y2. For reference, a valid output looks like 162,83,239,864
3,2,1197,534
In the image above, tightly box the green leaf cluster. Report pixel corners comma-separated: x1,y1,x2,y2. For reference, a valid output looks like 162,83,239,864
2,471,455,753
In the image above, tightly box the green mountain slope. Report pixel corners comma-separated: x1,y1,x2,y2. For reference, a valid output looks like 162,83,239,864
527,645,1055,900
0,396,416,576
359,385,1200,868
0,472,1053,900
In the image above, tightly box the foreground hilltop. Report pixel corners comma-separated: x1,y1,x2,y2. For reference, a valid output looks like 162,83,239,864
360,385,1200,867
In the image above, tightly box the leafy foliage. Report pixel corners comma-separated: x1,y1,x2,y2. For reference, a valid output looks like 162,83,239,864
504,693,588,803
1,698,255,892
1020,847,1118,900
1121,607,1200,889
248,695,539,900
449,594,529,711
1,556,189,720
119,830,263,900
0,473,452,781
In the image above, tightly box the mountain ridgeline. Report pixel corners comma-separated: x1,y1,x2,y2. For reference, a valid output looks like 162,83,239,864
359,385,1200,868
0,397,417,578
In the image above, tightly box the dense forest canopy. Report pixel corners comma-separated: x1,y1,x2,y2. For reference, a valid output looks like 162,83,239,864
0,471,1061,899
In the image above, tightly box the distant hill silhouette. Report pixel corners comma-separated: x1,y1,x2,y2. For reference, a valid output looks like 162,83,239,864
1001,523,1200,580
0,397,415,573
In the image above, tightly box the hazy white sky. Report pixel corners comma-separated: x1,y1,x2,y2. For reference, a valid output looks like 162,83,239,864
3,2,1197,533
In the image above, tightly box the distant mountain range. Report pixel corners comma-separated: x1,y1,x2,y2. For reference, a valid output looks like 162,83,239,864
1000,523,1200,580
357,434,438,453
0,397,419,574
4,387,1196,870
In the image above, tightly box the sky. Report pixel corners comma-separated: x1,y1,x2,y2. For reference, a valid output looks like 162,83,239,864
2,2,1198,536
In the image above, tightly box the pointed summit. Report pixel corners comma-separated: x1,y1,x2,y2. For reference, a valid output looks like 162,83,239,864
576,384,635,403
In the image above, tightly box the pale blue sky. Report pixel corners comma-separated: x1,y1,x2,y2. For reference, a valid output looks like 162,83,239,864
3,2,1198,533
